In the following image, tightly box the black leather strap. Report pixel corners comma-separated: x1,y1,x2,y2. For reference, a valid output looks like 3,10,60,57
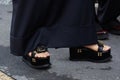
36,46,48,53
98,40,104,52
31,51,36,58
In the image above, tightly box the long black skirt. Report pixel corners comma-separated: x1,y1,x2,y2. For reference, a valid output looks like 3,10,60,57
10,0,97,56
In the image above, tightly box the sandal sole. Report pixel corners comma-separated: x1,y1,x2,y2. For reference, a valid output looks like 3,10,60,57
22,58,51,69
69,55,112,63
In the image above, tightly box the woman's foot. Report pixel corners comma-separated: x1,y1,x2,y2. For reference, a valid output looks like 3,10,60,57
84,44,111,52
23,46,51,69
28,51,50,58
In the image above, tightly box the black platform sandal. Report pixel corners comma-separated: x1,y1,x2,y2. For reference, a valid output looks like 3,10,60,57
23,46,51,69
69,41,112,63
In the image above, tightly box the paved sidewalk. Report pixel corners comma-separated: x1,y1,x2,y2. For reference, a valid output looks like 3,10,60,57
0,4,120,80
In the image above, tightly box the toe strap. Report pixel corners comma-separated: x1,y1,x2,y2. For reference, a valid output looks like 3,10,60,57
98,40,104,52
31,51,36,58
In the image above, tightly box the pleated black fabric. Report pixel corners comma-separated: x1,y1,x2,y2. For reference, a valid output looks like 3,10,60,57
10,0,97,56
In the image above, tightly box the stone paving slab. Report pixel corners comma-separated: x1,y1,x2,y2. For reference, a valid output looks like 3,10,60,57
0,70,15,80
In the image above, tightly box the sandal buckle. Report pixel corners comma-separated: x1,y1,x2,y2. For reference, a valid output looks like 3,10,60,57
32,58,36,63
77,49,82,53
98,52,102,57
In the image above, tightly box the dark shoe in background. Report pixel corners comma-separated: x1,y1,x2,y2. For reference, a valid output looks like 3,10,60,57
97,19,120,40
96,23,109,40
97,30,109,40
102,19,120,35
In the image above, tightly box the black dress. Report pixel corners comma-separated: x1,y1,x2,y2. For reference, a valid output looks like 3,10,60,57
10,0,97,56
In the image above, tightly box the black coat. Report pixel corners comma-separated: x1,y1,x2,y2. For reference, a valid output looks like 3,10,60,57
10,0,97,56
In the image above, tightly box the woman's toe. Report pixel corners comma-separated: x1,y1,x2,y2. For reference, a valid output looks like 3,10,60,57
103,45,111,51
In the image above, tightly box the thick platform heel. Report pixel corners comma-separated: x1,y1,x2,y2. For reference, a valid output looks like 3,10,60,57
69,41,112,63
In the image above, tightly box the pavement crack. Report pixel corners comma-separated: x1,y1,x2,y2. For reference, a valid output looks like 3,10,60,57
99,66,112,70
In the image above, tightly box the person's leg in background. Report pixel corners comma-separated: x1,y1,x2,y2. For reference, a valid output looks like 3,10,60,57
97,0,120,38
93,0,109,40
